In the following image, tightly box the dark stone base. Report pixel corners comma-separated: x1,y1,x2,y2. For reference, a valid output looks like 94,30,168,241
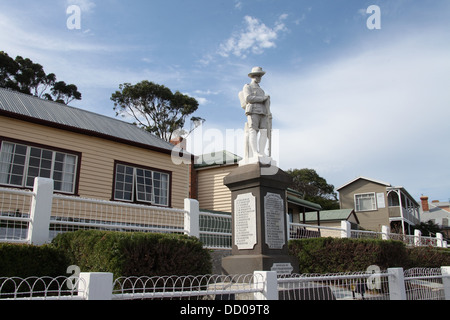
221,162,299,278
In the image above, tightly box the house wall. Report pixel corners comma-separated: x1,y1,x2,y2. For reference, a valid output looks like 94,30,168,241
339,179,389,232
196,165,235,212
0,116,189,209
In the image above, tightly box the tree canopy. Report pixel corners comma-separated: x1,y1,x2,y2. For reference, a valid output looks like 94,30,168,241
111,80,200,142
287,168,340,210
0,51,81,105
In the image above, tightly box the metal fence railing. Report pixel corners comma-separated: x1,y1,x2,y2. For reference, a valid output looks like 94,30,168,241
112,273,260,301
0,276,86,300
278,270,391,300
2,267,449,301
0,187,33,244
199,211,232,250
404,268,446,300
50,194,186,240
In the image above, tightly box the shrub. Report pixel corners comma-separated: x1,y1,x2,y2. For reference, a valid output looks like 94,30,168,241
406,246,450,268
0,243,67,277
289,238,408,273
51,230,212,278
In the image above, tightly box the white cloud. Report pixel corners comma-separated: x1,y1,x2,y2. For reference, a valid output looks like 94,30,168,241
218,14,289,58
267,28,450,196
193,90,220,96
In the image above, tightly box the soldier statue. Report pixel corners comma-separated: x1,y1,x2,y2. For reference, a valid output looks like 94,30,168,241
239,67,272,163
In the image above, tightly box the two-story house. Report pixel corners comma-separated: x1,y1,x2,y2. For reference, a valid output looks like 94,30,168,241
337,176,420,234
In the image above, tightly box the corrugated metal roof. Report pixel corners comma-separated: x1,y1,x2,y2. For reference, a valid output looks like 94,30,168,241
287,194,322,211
0,88,176,153
195,150,242,168
303,209,354,222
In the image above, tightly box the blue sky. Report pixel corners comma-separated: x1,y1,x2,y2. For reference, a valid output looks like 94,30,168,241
1,0,450,202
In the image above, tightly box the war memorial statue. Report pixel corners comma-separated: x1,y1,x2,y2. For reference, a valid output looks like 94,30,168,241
222,67,298,277
239,67,274,166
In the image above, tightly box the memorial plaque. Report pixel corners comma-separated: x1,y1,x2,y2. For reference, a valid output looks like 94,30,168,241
234,193,257,250
271,263,294,275
264,192,285,249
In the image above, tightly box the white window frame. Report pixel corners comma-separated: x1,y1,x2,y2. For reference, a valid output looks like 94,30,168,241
354,192,377,212
0,141,78,194
113,163,170,207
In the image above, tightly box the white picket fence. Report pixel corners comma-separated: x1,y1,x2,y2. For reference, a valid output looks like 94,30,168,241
1,267,449,301
0,178,447,249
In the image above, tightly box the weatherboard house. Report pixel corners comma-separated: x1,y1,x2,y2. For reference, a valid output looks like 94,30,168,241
0,88,191,210
337,176,420,235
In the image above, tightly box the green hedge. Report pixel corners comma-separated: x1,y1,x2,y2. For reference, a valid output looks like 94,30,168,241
0,243,67,277
406,246,450,268
51,230,212,278
289,238,450,273
289,238,407,273
2,234,448,279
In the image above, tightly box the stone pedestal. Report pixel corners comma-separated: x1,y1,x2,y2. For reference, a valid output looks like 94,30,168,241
221,162,299,276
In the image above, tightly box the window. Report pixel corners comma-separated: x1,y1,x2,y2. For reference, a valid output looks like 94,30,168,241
114,163,170,206
0,141,78,193
355,193,377,212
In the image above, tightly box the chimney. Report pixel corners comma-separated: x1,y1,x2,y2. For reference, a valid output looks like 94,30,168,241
170,136,186,149
420,196,429,212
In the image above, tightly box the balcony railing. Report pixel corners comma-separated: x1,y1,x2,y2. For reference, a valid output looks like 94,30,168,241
388,206,420,225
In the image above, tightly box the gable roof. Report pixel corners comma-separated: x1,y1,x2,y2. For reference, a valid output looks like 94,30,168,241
337,176,391,191
0,88,176,154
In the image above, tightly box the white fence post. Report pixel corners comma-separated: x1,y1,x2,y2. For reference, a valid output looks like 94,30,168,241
441,267,450,300
341,221,351,238
253,271,278,300
28,178,53,245
436,233,444,248
381,225,390,240
184,198,200,238
78,272,113,300
388,268,406,300
414,229,422,247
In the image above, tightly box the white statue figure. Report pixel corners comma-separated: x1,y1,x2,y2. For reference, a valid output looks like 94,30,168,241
239,67,273,165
